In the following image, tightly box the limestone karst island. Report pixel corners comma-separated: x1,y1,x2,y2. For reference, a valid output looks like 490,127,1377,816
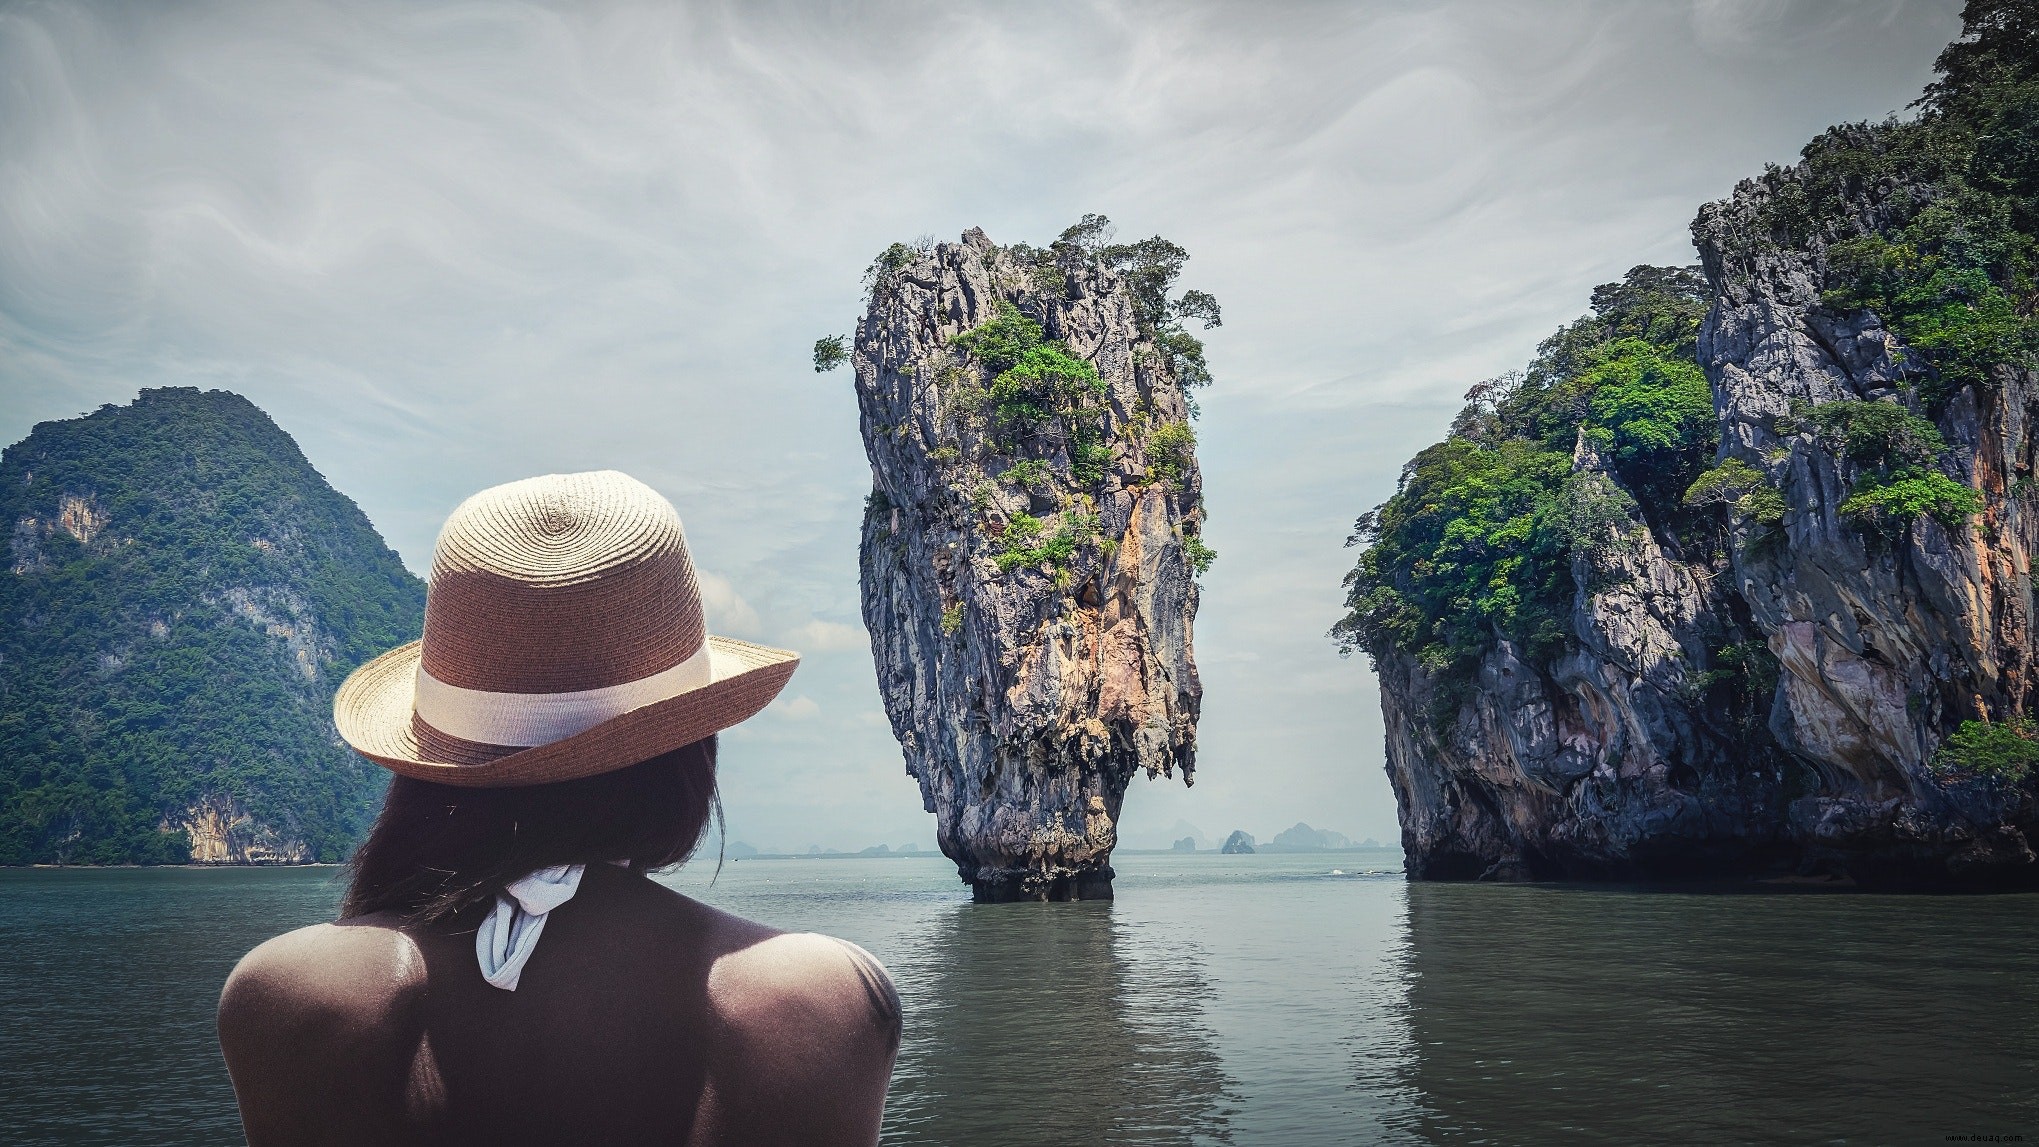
828,222,1215,901
1332,22,2039,889
4,3,2039,1141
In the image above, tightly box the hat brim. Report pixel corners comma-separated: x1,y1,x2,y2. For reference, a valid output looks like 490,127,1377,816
334,635,798,787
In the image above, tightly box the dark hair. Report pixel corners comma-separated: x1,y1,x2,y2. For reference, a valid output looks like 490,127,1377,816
342,737,720,923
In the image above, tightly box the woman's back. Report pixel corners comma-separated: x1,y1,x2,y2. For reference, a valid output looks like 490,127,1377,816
219,863,900,1145
219,472,897,1143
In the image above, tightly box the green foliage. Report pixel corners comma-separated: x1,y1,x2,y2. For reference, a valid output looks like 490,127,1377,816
1583,340,1715,461
950,303,1105,442
1579,338,1719,506
1931,717,2039,781
1684,458,1787,527
1335,266,1714,685
1050,215,1222,395
939,602,965,637
860,236,937,298
1333,437,1576,670
1526,266,1709,390
1808,399,1949,466
933,219,1215,587
1182,532,1216,576
812,334,848,373
1749,3,2039,400
1147,421,1197,486
1069,427,1114,489
1823,232,2035,395
1000,458,1050,487
1555,470,1641,564
1805,400,1982,531
1709,640,1782,703
991,510,1097,575
991,513,1045,573
990,345,1106,425
1839,471,1985,530
1095,235,1192,330
950,301,1050,375
877,242,916,272
1056,213,1116,252
0,389,425,864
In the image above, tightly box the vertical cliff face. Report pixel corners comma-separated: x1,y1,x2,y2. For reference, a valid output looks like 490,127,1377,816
851,226,1212,900
1691,175,2039,881
1349,7,2039,886
1375,420,1794,882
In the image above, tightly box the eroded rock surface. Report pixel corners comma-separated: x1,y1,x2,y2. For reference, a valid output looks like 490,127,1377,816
1382,430,1792,882
1691,178,2039,884
1375,161,2037,888
852,228,1209,900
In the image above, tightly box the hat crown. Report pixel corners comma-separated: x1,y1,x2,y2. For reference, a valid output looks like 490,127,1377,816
419,471,705,694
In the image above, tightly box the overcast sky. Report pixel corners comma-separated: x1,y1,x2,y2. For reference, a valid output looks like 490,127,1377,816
1,0,1964,853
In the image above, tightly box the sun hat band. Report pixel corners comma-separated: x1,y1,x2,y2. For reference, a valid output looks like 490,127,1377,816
333,470,800,787
411,640,714,749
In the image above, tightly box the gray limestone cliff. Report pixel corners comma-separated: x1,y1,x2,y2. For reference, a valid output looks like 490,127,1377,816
1353,16,2039,887
1374,423,1794,882
1690,175,2038,884
847,225,1213,900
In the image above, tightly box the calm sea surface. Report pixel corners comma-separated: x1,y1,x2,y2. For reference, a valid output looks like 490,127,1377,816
2,851,2034,1145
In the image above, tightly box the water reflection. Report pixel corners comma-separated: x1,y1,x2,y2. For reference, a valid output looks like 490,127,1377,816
883,900,1236,1146
1390,882,2039,1144
11,859,2032,1146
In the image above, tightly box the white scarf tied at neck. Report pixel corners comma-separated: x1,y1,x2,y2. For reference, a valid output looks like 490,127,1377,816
475,864,585,991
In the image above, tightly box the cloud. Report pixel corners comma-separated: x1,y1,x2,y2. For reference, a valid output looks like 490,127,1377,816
769,694,821,722
785,618,868,653
0,0,1966,849
694,570,762,637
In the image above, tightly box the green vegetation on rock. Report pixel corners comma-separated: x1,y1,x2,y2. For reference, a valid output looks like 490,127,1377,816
1804,400,1984,530
1740,0,2039,402
940,219,1218,579
1683,459,1787,527
1931,717,2039,781
813,334,848,373
950,302,1106,445
0,389,424,864
1147,421,1197,487
1332,265,1714,680
991,509,1099,575
1038,215,1223,395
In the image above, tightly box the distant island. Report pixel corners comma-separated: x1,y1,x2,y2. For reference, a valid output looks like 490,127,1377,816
0,388,423,864
1336,8,2039,888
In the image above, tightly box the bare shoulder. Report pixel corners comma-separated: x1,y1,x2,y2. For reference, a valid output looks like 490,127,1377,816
219,916,427,1047
692,925,901,1144
218,918,431,1145
707,927,902,1052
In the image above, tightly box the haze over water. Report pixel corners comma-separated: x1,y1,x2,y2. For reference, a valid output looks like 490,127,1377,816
3,855,2033,1144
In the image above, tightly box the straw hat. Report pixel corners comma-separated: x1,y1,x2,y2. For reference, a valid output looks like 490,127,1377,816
335,471,798,787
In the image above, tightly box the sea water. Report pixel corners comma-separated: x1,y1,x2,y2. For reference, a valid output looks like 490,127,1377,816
2,852,2033,1145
